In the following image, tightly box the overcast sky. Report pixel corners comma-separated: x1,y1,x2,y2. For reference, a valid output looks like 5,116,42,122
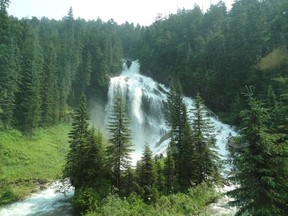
8,0,235,26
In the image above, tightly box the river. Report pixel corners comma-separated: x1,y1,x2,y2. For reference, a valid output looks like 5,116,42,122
0,181,74,216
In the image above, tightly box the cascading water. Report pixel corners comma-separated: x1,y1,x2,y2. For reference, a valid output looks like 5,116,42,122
0,181,74,216
105,60,237,164
105,60,171,163
0,60,237,216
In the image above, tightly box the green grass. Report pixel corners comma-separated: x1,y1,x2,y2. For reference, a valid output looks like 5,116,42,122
0,124,71,204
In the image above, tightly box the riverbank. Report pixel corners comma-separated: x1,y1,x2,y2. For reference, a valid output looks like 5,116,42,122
0,124,70,205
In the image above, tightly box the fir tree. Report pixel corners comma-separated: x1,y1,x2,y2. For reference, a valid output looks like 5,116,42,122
228,88,288,215
0,41,20,127
165,144,176,193
15,22,42,137
191,93,221,184
63,94,90,190
154,155,165,194
84,127,108,194
178,122,197,190
166,81,189,182
41,42,59,126
138,143,157,202
106,94,132,190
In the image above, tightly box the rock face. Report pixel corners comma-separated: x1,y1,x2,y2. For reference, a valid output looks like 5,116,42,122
126,60,132,69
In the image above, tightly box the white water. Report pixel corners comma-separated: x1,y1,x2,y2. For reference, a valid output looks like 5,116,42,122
0,60,237,215
106,60,237,164
0,181,74,216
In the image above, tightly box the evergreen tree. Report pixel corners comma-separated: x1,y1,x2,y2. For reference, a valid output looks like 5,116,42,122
137,143,157,202
154,155,165,194
41,42,59,126
228,88,288,215
191,93,221,184
15,22,42,137
0,41,20,127
84,127,107,193
165,144,176,194
166,81,188,174
63,94,90,190
178,122,197,190
0,0,10,11
106,94,132,190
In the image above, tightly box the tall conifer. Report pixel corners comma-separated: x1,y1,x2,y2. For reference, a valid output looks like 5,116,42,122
106,94,132,190
228,88,288,215
191,93,221,184
63,94,89,190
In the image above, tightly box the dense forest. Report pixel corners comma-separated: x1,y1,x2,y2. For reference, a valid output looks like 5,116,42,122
1,0,288,215
1,0,288,132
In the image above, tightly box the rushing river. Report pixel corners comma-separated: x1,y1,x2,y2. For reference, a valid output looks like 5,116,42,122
0,181,74,216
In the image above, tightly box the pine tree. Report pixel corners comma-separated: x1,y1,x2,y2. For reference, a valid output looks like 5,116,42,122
228,88,288,215
63,94,90,190
165,144,176,193
0,0,10,11
41,42,59,126
166,81,188,178
0,41,20,127
15,22,42,137
138,143,157,202
154,155,165,194
191,93,221,184
106,94,132,190
84,127,107,193
178,122,197,190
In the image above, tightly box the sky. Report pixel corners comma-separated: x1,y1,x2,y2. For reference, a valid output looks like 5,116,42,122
7,0,235,26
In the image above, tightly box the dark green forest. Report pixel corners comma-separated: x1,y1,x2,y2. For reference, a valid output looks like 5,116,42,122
1,0,288,132
1,0,288,215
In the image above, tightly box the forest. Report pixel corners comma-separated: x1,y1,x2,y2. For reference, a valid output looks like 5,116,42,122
0,0,288,215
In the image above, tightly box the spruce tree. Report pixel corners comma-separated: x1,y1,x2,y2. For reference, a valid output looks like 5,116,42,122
228,88,288,215
84,127,107,193
178,122,197,190
138,143,157,202
166,81,189,181
106,94,132,190
165,144,176,193
63,94,90,190
191,93,221,184
15,22,42,137
41,42,59,126
0,41,20,127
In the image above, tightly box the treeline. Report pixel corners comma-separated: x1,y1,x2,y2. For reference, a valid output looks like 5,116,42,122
1,0,288,134
64,89,221,214
133,0,288,126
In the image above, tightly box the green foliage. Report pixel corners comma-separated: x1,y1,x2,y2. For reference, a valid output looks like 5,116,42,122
136,144,157,202
166,90,221,191
72,187,99,214
0,188,17,205
228,89,288,215
63,94,106,190
191,94,221,184
106,94,132,189
85,183,219,216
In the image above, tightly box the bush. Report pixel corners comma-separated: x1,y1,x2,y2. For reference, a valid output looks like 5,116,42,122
85,183,220,216
0,187,18,205
72,187,99,214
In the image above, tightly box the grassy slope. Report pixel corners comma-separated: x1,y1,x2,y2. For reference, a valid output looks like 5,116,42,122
0,124,70,204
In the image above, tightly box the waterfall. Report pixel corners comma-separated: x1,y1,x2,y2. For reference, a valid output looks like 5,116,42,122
105,60,237,164
0,60,237,216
